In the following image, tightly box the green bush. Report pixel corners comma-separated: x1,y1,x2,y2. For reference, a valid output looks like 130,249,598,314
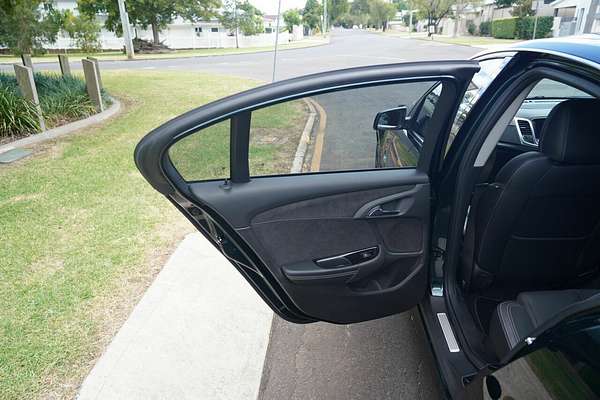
516,16,554,39
467,21,477,35
492,18,517,39
0,72,103,138
479,21,491,36
0,87,40,137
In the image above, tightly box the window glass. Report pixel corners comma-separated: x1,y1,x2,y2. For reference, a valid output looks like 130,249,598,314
168,119,230,181
499,78,592,148
168,81,447,182
249,81,440,176
490,322,600,399
445,57,511,154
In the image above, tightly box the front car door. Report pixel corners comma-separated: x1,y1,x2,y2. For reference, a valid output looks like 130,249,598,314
135,61,479,324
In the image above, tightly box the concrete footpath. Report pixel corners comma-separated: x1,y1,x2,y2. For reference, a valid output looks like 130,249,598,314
77,232,273,400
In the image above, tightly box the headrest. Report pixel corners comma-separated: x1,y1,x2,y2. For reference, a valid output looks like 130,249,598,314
540,98,600,164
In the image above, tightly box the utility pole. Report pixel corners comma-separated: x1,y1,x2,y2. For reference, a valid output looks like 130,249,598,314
117,0,135,59
234,1,239,49
532,0,540,39
323,0,327,35
453,0,462,37
272,0,282,82
408,9,414,37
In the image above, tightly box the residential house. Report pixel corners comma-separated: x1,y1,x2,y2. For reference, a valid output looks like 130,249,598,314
47,0,295,51
550,0,600,36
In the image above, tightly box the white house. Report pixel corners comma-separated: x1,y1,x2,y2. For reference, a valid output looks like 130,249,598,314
48,0,297,51
550,0,600,36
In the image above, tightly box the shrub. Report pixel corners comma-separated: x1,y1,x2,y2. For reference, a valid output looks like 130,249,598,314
516,16,553,39
34,73,96,125
479,21,491,36
492,18,517,39
0,87,40,137
0,72,102,138
467,21,477,35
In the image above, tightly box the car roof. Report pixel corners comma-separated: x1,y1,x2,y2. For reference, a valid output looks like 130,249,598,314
478,35,600,69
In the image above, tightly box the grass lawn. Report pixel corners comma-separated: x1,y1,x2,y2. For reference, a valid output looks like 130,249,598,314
0,70,300,399
0,37,328,64
423,36,521,47
380,31,521,47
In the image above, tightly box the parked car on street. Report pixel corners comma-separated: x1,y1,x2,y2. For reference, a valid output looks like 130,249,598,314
135,35,600,399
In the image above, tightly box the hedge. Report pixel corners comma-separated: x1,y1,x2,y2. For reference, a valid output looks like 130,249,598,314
492,16,554,39
0,72,105,138
492,18,517,39
479,21,491,36
516,16,554,39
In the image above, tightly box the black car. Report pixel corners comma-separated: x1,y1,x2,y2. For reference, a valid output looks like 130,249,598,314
135,36,600,399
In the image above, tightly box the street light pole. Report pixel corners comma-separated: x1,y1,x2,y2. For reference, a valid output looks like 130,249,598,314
272,0,282,82
117,0,135,59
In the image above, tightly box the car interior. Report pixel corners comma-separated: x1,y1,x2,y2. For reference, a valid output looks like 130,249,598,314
457,78,600,363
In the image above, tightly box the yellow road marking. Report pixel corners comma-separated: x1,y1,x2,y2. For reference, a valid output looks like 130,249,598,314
307,97,327,172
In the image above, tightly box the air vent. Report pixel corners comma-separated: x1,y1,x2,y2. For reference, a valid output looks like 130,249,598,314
514,118,537,147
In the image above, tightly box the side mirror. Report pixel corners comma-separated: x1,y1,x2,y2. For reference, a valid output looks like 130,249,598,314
373,106,408,131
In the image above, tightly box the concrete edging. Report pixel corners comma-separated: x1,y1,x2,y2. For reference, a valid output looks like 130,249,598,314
0,96,121,154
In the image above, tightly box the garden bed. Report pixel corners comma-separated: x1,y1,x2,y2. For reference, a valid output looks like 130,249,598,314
0,72,110,145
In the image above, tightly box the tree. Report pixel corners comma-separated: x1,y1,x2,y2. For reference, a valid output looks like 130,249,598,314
393,0,409,11
511,0,534,16
350,0,370,15
0,0,64,55
414,0,455,35
79,0,219,45
62,10,101,52
368,0,397,30
328,0,350,24
303,0,323,31
283,9,302,33
220,1,263,48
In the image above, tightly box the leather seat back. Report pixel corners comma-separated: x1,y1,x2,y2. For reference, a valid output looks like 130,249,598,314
463,99,600,290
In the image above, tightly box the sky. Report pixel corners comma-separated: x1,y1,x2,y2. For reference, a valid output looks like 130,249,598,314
249,0,308,15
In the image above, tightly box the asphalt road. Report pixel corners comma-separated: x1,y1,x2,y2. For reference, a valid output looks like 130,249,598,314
13,30,480,399
2,29,478,81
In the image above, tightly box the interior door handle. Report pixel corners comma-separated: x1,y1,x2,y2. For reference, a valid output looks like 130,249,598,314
367,205,400,218
282,247,381,284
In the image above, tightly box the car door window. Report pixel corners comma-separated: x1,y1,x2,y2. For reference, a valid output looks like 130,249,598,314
169,80,444,181
445,57,512,154
500,78,592,148
489,312,600,399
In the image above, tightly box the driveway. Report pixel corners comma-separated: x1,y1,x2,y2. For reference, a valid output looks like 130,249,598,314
72,30,479,399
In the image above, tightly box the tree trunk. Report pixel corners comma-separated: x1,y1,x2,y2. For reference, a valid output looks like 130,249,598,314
151,22,160,45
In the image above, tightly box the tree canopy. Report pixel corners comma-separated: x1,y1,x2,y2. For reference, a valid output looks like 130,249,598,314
283,8,302,33
220,0,264,37
368,0,397,30
302,0,323,31
0,0,64,55
413,0,455,35
79,0,220,44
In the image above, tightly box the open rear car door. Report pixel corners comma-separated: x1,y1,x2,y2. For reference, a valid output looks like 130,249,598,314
135,61,479,324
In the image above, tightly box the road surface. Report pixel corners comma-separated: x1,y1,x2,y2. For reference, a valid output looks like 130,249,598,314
2,29,478,81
